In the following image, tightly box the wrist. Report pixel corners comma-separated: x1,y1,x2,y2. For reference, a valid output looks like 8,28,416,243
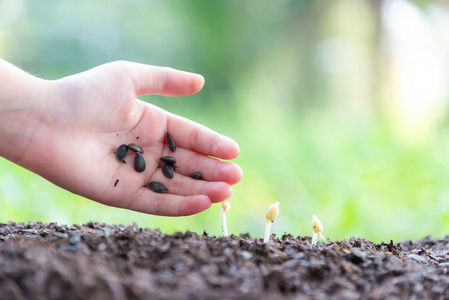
0,59,50,163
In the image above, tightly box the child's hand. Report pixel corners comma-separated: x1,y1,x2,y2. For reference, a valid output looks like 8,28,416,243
1,60,242,216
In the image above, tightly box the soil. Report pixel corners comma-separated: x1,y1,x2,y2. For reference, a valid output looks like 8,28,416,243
1,222,449,300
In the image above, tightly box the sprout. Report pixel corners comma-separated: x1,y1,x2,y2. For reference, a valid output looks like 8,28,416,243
311,214,324,245
263,201,280,243
221,201,231,237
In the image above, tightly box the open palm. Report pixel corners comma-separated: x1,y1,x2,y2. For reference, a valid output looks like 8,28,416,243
21,61,242,216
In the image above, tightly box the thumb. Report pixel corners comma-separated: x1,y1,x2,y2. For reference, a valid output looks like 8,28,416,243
118,61,205,97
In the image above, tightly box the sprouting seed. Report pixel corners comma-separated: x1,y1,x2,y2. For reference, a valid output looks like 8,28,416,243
127,143,144,153
116,144,128,162
265,201,280,222
167,132,176,152
221,201,231,237
263,201,279,243
311,214,324,245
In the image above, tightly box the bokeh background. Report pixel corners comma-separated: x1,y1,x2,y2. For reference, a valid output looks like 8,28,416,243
1,0,449,243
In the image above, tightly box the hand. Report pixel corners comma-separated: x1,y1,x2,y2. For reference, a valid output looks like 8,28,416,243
2,61,242,216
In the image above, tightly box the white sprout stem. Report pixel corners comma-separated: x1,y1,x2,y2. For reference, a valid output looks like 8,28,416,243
263,220,271,243
221,207,228,237
312,232,318,245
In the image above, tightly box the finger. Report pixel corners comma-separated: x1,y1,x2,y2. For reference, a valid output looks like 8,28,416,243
129,193,212,216
148,171,233,203
158,146,243,185
119,61,205,97
166,114,240,159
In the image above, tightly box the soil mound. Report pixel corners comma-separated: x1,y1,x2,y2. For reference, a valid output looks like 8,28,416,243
1,222,449,299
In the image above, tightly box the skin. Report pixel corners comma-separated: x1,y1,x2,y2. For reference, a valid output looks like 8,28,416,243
0,59,243,216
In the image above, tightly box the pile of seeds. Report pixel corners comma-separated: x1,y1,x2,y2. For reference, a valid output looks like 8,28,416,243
116,143,145,173
147,133,177,194
115,133,203,194
160,156,176,179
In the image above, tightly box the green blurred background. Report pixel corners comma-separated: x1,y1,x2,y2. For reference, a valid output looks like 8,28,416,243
1,0,449,243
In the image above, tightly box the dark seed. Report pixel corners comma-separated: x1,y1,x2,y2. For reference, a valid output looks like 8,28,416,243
162,164,174,179
148,181,169,193
128,143,144,153
190,172,203,180
160,156,176,165
134,152,146,173
167,132,176,152
116,144,128,162
114,179,119,187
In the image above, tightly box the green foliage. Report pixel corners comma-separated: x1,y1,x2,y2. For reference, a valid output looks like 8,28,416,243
1,0,449,243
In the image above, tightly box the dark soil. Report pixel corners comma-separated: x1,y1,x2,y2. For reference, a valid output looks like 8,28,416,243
1,222,449,300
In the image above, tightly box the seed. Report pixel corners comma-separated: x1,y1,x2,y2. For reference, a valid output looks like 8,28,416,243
190,172,203,180
116,144,128,162
127,143,144,153
134,152,146,173
167,132,176,152
162,164,174,179
114,179,119,187
160,156,176,165
148,181,169,193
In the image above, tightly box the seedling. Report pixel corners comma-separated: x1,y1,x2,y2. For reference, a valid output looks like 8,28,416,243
311,214,324,245
263,201,280,243
221,201,231,237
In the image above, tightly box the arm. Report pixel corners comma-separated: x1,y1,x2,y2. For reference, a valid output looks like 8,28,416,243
0,59,243,216
0,59,50,162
